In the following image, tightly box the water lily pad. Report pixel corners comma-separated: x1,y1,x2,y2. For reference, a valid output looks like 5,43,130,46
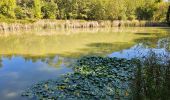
22,56,137,99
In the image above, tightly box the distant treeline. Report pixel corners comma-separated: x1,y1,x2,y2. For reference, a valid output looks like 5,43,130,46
0,0,170,21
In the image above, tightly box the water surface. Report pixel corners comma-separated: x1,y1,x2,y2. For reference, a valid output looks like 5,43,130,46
0,27,170,100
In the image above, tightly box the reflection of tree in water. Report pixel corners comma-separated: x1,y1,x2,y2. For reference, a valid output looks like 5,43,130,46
1,54,75,68
40,56,75,68
23,55,74,68
62,42,133,57
131,52,170,100
134,35,170,52
134,37,162,48
0,56,2,67
133,31,169,49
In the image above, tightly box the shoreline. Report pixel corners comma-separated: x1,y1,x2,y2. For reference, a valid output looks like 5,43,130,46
0,20,169,32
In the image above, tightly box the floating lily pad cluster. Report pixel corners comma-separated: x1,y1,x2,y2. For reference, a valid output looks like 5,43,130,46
22,56,137,100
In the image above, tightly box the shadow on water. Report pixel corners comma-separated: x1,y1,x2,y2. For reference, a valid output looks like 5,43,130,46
61,42,134,57
134,33,154,35
62,32,170,58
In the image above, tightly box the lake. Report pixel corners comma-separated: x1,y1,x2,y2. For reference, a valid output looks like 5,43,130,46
0,27,170,100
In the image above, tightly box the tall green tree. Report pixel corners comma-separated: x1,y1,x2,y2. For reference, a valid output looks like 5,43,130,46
76,0,90,19
106,0,126,20
33,0,42,18
87,0,107,20
136,0,157,20
153,2,169,21
15,0,34,19
41,1,59,19
55,0,70,19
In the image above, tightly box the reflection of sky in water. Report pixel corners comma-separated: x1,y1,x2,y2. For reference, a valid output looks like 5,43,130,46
108,44,170,69
109,38,170,60
109,44,169,59
0,56,73,100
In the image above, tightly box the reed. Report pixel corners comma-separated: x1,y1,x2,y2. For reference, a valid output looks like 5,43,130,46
0,20,169,32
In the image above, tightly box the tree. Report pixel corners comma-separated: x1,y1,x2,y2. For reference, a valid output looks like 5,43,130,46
0,0,16,18
87,0,107,20
167,6,170,23
153,2,169,21
124,0,138,20
15,6,27,19
136,1,157,20
33,0,42,18
106,0,126,20
76,0,90,19
41,1,59,19
0,0,169,21
15,0,34,19
67,0,79,19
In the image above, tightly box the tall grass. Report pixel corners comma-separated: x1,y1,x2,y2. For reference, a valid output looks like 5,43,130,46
131,51,170,100
0,20,168,32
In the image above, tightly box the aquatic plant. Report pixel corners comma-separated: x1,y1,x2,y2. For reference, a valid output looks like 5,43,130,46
22,55,170,100
22,56,137,99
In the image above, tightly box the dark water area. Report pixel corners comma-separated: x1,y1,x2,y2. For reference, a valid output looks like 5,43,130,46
0,27,170,100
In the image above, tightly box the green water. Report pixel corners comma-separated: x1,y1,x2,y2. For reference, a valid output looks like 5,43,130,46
0,27,169,100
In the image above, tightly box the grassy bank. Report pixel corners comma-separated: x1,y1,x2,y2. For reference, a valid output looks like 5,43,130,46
0,20,169,32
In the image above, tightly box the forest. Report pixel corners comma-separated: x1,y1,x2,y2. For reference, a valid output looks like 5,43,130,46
0,0,169,22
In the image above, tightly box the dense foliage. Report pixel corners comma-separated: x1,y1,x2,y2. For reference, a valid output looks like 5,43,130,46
0,0,169,21
0,0,16,18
